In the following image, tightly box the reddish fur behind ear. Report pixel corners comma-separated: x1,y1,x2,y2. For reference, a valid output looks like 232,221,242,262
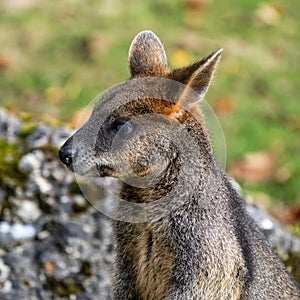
161,103,182,117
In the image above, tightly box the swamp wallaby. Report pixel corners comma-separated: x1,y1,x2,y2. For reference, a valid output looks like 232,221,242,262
59,31,300,299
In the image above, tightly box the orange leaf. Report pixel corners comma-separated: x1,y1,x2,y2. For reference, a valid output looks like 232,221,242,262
44,261,56,274
272,204,300,224
184,0,208,11
0,56,14,71
213,97,236,116
228,151,277,184
170,49,194,68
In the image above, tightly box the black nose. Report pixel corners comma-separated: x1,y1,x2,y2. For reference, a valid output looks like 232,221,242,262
59,147,74,169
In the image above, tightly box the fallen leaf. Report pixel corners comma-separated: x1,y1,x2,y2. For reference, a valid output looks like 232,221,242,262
170,49,194,68
0,56,14,71
255,3,281,26
228,151,277,184
44,261,56,274
213,97,236,116
184,0,208,11
272,203,300,224
0,0,40,11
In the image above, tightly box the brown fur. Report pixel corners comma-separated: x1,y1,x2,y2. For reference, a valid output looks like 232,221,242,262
125,222,176,299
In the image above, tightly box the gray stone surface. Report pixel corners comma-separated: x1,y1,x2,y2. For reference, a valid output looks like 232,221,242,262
0,108,22,143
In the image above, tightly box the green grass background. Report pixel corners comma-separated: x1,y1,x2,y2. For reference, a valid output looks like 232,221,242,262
0,0,299,219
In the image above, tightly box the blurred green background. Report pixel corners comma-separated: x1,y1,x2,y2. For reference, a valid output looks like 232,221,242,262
0,0,299,224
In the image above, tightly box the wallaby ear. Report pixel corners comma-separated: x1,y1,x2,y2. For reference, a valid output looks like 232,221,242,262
129,30,169,77
170,48,223,104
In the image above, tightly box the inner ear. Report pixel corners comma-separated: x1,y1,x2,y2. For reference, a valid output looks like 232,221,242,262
129,30,170,77
168,49,223,106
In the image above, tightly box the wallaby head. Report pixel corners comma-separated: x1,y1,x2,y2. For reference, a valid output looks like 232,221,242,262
59,30,222,202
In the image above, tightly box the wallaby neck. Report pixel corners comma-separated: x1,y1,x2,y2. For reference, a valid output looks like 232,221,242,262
118,151,227,208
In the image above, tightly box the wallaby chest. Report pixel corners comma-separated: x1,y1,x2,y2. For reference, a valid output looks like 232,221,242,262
117,221,176,300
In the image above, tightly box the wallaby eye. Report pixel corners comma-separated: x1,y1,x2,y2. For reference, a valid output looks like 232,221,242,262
110,118,132,134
